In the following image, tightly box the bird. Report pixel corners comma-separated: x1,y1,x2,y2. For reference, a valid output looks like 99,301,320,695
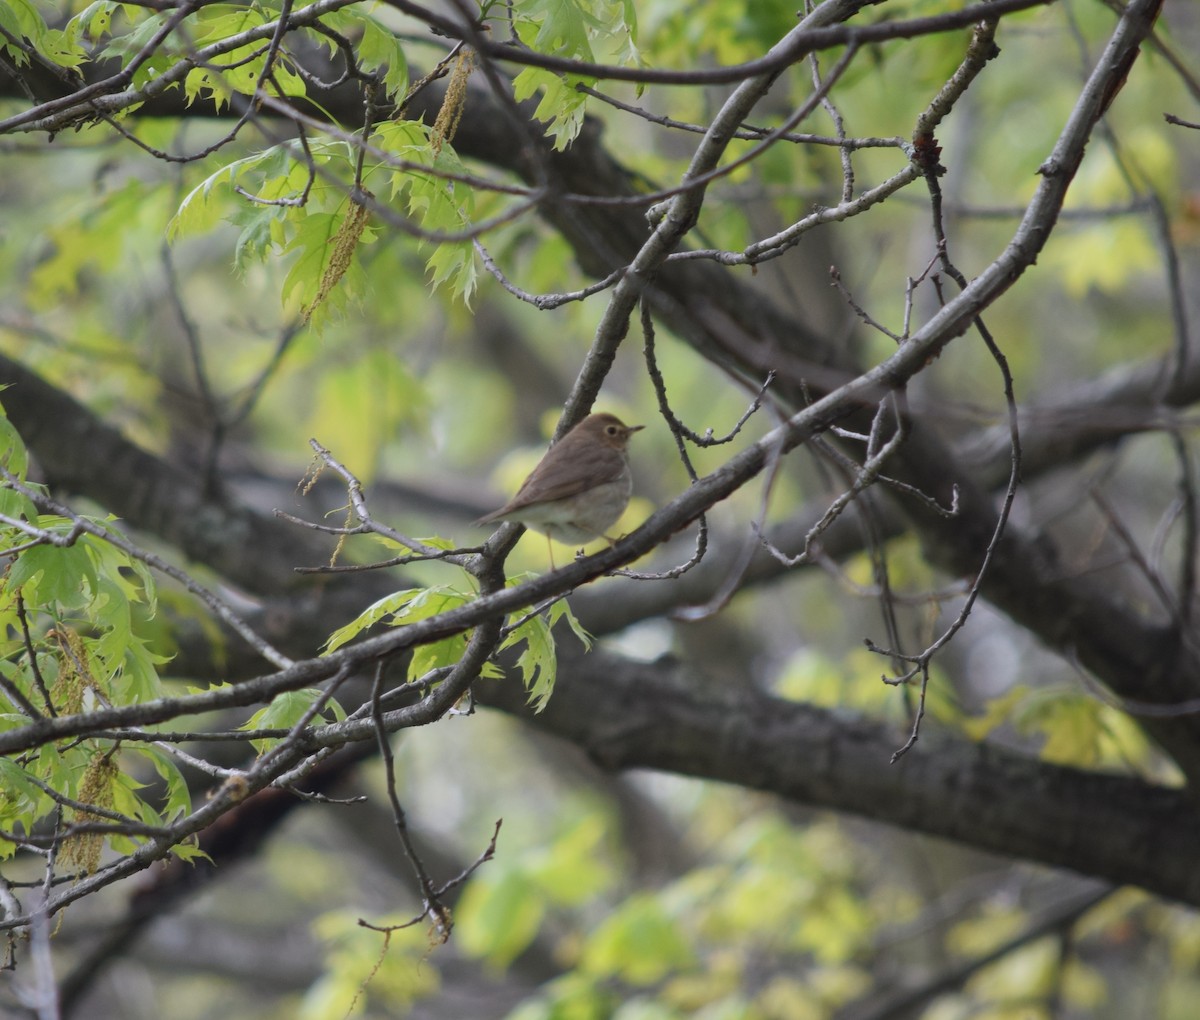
475,412,643,567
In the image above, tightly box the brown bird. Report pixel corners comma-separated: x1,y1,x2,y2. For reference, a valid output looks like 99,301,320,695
476,412,643,565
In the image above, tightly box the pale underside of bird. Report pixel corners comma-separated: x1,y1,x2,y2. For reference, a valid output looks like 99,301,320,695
476,413,643,555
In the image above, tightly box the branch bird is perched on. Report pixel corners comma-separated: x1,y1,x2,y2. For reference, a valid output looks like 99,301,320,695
476,413,643,566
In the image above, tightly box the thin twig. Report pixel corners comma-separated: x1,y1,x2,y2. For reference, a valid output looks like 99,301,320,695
576,82,905,151
474,239,625,309
367,662,452,938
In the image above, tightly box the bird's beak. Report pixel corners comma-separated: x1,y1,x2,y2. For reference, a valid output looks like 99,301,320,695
628,424,645,433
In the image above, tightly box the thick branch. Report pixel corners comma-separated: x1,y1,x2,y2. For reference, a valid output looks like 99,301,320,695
0,355,325,596
476,649,1200,908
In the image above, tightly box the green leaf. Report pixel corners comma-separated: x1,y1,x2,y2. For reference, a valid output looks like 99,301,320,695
0,757,48,827
168,144,295,240
795,884,873,963
389,586,472,625
29,179,172,307
242,688,341,753
527,814,614,906
372,121,478,301
962,685,1031,741
502,612,557,712
229,202,286,272
324,585,471,654
129,744,192,820
426,239,478,304
305,8,408,100
69,1,122,42
548,599,593,650
0,397,30,481
457,866,546,967
408,633,468,682
168,838,211,864
526,0,595,58
0,0,40,66
181,5,306,109
1,0,87,68
304,346,428,482
511,68,592,150
8,541,98,609
324,588,424,653
506,0,639,146
1046,220,1159,298
0,662,37,719
1017,690,1107,767
100,11,175,77
358,17,409,100
117,632,170,703
581,894,696,985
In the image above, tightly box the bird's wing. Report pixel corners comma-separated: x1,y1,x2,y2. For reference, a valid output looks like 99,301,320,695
507,444,624,509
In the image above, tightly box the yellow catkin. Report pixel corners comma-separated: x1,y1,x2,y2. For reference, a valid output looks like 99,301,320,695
48,627,95,715
303,196,371,324
61,752,119,876
431,49,474,156
295,456,350,564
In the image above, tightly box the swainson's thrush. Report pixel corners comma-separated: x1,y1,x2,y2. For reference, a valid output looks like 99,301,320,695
476,413,643,562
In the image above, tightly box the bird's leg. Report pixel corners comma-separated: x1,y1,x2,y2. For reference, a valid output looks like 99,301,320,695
575,535,618,561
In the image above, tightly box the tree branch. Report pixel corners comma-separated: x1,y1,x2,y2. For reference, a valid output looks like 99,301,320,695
476,648,1200,907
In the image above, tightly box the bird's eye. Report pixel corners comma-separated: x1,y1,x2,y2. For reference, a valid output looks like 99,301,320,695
606,425,619,436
